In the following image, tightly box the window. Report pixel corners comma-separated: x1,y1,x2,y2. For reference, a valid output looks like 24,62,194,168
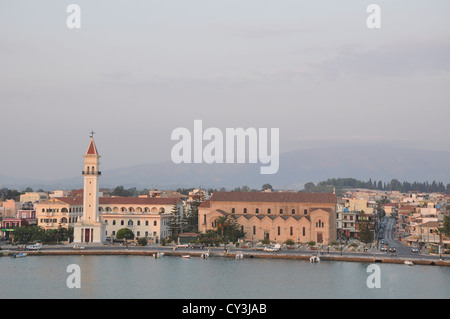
255,208,259,214
204,215,206,224
290,227,293,236
128,220,133,226
112,220,116,225
253,226,256,235
277,226,281,235
231,208,235,213
243,208,247,214
304,209,308,215
292,209,295,215
302,227,306,236
267,208,271,214
280,209,283,215
154,221,157,226
145,221,149,226
121,220,124,225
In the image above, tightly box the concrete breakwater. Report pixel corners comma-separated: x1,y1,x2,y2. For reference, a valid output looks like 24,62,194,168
4,248,449,267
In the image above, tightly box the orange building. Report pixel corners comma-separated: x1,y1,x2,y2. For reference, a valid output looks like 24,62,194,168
199,191,337,244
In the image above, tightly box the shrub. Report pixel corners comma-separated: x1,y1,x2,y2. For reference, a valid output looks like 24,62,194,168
138,238,148,246
285,239,295,246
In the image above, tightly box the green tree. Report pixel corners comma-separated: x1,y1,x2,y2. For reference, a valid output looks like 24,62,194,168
167,201,181,239
185,192,204,232
358,211,373,244
116,228,135,248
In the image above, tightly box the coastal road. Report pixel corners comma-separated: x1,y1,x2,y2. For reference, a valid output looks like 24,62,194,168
380,217,420,259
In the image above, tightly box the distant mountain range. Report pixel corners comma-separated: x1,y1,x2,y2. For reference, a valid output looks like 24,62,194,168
1,146,450,191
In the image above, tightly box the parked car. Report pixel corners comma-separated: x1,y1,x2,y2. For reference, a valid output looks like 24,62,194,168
380,245,388,252
253,245,266,251
25,243,42,251
176,244,189,248
411,247,419,253
264,244,281,252
389,247,396,253
189,243,205,249
73,244,85,250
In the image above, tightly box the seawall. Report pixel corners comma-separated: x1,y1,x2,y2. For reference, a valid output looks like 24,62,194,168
5,249,450,266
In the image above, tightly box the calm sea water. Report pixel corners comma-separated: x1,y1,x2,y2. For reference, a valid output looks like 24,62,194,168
1,255,449,299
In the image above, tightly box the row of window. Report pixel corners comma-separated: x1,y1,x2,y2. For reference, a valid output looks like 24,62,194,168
106,219,159,226
106,230,159,237
40,207,166,213
231,208,309,215
250,223,325,236
42,208,82,213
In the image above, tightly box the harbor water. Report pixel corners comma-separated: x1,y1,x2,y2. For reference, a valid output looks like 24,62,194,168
1,255,449,299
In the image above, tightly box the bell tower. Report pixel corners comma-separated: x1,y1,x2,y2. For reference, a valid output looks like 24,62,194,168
73,132,105,244
82,132,100,223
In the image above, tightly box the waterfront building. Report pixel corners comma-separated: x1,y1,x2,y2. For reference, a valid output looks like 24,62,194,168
1,210,37,240
0,199,21,218
35,196,183,243
19,192,49,204
35,135,183,243
198,191,337,244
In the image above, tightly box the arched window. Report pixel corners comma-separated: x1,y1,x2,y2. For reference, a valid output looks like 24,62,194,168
280,209,283,215
255,208,259,214
304,209,308,215
292,209,295,215
243,208,247,214
86,166,90,173
267,208,271,214
128,219,133,226
61,208,68,213
121,220,124,225
231,208,235,213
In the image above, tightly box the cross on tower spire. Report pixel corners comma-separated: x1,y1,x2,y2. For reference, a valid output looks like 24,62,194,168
90,130,95,138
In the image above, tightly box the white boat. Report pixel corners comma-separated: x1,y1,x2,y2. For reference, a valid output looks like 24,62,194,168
310,255,320,263
25,243,41,251
404,260,414,266
13,252,27,258
182,255,190,259
201,252,209,259
73,244,85,250
235,251,244,259
153,252,164,258
200,249,211,259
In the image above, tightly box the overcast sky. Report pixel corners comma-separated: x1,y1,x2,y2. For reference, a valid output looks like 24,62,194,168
1,1,450,181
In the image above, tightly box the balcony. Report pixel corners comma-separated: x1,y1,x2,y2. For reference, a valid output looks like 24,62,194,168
82,171,101,175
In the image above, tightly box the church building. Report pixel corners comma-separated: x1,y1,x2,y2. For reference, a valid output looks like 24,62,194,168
199,191,337,244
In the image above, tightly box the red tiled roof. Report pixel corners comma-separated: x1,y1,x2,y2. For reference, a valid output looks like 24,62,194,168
86,138,98,155
209,191,336,203
199,200,210,208
54,197,180,206
99,197,180,205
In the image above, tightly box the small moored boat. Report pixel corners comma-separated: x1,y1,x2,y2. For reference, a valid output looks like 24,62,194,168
404,260,414,266
201,250,210,259
235,251,244,260
13,252,28,258
182,255,190,259
310,255,320,263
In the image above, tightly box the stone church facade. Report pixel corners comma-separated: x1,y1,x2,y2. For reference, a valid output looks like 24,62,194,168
199,191,337,244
